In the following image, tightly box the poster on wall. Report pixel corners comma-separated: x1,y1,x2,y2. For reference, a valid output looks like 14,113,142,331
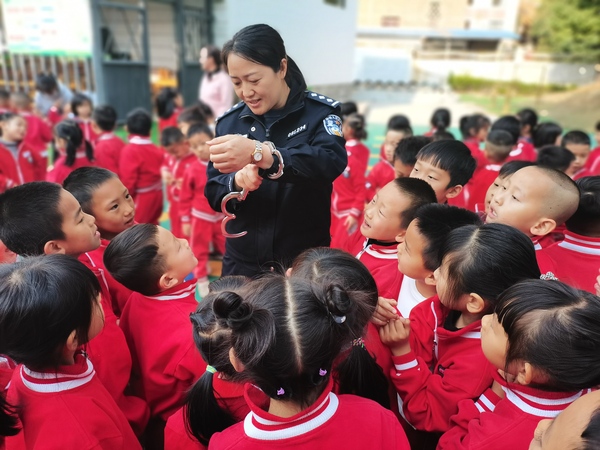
2,0,93,56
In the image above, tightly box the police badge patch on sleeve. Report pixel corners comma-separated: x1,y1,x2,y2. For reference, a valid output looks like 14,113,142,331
323,114,343,137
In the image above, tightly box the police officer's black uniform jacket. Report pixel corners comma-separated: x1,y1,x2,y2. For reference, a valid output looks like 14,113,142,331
205,86,347,277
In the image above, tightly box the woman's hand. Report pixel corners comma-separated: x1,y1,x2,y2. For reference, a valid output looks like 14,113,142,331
234,164,263,192
379,316,412,356
371,297,399,326
208,135,273,173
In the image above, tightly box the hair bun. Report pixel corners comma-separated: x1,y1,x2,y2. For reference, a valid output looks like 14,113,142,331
324,284,351,325
213,291,253,330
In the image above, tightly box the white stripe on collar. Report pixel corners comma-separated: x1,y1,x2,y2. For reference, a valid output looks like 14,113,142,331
363,245,399,260
97,133,116,141
503,387,587,418
533,242,542,250
21,360,95,393
244,392,339,440
129,136,153,145
147,283,196,301
559,241,600,256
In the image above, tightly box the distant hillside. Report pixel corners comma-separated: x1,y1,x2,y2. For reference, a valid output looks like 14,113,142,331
539,81,600,130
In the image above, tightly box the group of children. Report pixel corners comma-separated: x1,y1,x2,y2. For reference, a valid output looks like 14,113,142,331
0,81,600,450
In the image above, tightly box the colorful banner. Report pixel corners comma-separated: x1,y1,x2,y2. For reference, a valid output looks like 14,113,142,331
2,0,93,56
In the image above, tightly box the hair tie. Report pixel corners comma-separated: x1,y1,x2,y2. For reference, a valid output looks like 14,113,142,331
540,272,558,281
276,387,285,397
205,365,217,374
352,337,365,349
331,313,346,324
319,368,327,377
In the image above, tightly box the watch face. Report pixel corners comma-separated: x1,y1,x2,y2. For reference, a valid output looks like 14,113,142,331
254,152,263,161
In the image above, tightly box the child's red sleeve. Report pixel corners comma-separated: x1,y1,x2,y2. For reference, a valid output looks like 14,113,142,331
349,156,367,217
179,165,195,224
118,146,139,197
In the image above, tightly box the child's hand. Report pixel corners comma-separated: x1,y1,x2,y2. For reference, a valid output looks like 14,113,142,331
181,223,191,237
379,316,411,356
371,297,399,326
344,215,358,234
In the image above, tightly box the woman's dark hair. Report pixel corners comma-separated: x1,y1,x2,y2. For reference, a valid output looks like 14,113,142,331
63,167,118,214
0,254,101,370
214,272,357,408
177,105,208,127
35,73,58,95
203,45,223,76
104,224,164,296
516,108,538,132
155,88,179,120
344,113,367,140
430,108,451,131
582,408,600,450
496,280,600,391
222,24,307,94
490,115,520,146
566,176,600,236
70,93,92,118
440,223,540,314
0,395,19,437
185,276,248,445
53,120,94,167
92,105,118,132
537,145,575,172
533,122,563,150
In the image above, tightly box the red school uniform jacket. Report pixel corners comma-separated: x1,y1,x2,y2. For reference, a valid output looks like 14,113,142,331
437,372,593,450
355,237,402,299
120,279,206,421
463,139,488,173
179,159,218,224
208,381,410,450
465,164,501,212
77,118,101,144
365,159,395,202
119,136,165,225
390,296,494,433
539,231,600,293
572,167,592,180
0,141,45,192
46,151,96,185
94,132,125,176
165,152,196,238
505,140,536,163
158,107,183,134
4,354,141,450
20,111,53,152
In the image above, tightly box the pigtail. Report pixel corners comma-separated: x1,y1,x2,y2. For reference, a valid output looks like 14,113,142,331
324,284,352,327
184,371,235,446
83,139,94,163
0,395,19,437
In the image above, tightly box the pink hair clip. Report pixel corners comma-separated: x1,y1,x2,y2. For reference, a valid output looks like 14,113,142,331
276,387,285,396
319,368,327,377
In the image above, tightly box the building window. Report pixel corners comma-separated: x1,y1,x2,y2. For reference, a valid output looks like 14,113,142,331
324,0,345,7
381,16,400,27
429,1,440,20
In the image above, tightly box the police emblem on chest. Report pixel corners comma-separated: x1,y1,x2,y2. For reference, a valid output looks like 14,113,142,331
287,124,307,139
323,115,343,137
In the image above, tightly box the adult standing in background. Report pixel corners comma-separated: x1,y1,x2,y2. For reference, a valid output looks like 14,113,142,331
34,73,73,124
198,45,234,119
205,24,347,277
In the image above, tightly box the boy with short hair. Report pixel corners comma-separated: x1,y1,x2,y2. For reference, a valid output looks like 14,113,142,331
104,223,206,425
537,145,575,172
540,176,600,293
0,181,148,434
562,130,592,179
491,115,536,162
92,105,125,176
9,91,53,154
119,108,165,225
160,127,196,238
393,136,431,179
466,129,514,212
410,140,477,204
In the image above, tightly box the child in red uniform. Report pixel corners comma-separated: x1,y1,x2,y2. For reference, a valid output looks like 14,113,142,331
380,224,541,446
438,280,600,450
424,108,451,137
0,181,148,435
46,120,96,184
540,177,600,293
208,273,410,450
10,91,53,154
165,276,254,450
480,161,535,218
533,121,563,151
71,93,100,143
119,108,165,225
492,116,536,163
156,88,184,135
0,113,45,191
104,224,206,428
537,145,575,172
460,114,491,172
516,107,538,144
331,113,369,248
366,117,412,201
486,165,579,249
0,255,141,449
466,130,513,212
180,123,224,296
393,136,431,179
161,127,196,238
63,167,136,315
562,130,592,179
92,105,125,176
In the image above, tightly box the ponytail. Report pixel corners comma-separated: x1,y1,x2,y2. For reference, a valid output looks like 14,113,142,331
0,395,19,437
284,56,307,92
54,120,93,167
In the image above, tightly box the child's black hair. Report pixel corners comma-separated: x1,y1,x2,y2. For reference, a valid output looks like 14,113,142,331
413,204,482,271
70,93,92,118
485,129,514,163
582,409,600,450
185,276,249,446
498,160,536,178
10,91,31,110
0,254,100,370
155,87,180,120
496,280,600,391
533,122,563,149
387,114,412,131
92,105,118,132
562,130,591,147
430,108,451,131
196,100,214,121
0,395,19,437
187,122,214,140
394,136,432,166
432,130,456,141
416,140,477,187
516,108,538,132
0,113,23,139
177,105,208,127
461,113,491,140
537,145,575,172
340,101,358,118
0,181,65,256
439,223,540,313
391,178,437,228
53,120,94,167
104,223,164,296
126,107,152,136
160,126,185,147
63,167,118,214
566,176,600,236
344,113,367,140
490,115,520,146
35,73,58,95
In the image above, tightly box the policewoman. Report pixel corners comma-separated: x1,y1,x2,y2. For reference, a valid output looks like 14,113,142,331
206,24,347,277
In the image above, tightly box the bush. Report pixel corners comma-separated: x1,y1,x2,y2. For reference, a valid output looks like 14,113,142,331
448,74,572,95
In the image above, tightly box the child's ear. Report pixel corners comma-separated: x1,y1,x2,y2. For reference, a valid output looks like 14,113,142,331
159,272,180,290
515,361,549,386
285,267,292,277
424,271,436,286
65,329,78,353
229,348,245,373
395,229,407,243
445,185,463,200
466,293,486,315
43,240,67,255
530,218,556,237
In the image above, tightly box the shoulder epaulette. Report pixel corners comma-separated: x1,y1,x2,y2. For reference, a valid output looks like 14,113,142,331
305,91,340,108
215,101,245,122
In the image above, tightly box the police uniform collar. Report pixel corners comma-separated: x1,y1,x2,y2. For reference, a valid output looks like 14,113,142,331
238,82,305,122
